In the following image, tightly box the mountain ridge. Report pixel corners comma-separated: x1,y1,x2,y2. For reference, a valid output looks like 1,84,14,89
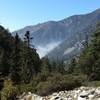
12,8,100,59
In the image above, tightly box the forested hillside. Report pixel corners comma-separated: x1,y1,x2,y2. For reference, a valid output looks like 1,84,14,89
0,22,100,99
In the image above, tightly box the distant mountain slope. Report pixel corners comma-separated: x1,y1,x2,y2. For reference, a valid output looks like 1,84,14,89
12,8,100,58
46,25,95,61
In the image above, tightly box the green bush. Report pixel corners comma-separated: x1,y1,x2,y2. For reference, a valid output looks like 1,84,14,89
18,83,34,94
83,81,100,87
35,73,87,96
0,74,88,98
1,79,18,100
36,81,53,96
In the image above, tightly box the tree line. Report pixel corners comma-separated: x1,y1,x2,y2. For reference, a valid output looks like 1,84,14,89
0,22,100,99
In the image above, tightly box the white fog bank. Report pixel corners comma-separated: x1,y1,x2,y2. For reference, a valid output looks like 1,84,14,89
37,41,61,58
63,47,75,55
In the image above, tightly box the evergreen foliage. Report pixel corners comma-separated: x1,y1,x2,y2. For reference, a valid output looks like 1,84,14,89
10,33,21,84
78,23,100,80
21,31,41,83
0,23,100,97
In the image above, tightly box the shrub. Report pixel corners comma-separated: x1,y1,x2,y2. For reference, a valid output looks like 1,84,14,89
35,73,87,96
36,81,53,96
83,81,100,87
18,83,34,94
1,79,18,100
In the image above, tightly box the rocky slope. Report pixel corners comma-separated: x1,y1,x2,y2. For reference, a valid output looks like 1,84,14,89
19,86,100,100
46,26,95,61
12,8,100,59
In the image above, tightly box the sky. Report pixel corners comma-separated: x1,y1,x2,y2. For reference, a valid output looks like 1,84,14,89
0,0,100,32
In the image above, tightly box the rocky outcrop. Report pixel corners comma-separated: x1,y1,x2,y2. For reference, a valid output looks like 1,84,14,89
19,86,100,100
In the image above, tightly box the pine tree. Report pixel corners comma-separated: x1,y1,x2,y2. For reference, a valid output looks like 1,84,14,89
10,33,21,84
78,23,100,80
41,58,50,74
67,58,76,74
0,27,14,76
0,49,9,76
90,23,100,80
85,33,89,48
21,31,41,83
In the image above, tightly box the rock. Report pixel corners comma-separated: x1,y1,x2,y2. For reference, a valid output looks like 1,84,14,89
49,96,61,100
96,88,100,94
20,94,43,100
78,96,86,100
28,92,32,95
52,93,59,96
88,94,94,99
19,86,100,100
79,91,89,98
73,93,77,98
19,92,26,99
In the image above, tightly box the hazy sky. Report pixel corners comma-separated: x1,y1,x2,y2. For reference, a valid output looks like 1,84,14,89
0,0,100,31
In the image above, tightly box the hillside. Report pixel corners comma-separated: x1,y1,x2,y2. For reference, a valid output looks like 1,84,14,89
46,25,95,61
1,10,100,100
12,9,100,58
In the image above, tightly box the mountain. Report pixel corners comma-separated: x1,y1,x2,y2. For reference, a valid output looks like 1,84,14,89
46,25,95,61
12,8,100,59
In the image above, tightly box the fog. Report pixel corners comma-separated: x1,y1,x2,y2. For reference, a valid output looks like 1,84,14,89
63,47,75,55
37,41,61,58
